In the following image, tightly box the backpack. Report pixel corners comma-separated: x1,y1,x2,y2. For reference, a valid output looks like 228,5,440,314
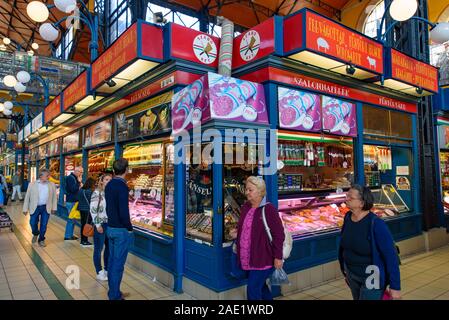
261,205,293,260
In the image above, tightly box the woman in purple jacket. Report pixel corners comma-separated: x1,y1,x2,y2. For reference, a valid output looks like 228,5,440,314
234,176,285,300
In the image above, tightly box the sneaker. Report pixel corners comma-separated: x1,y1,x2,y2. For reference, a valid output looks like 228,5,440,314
32,235,38,243
80,241,93,247
120,291,130,298
64,236,79,241
96,271,108,281
38,241,46,247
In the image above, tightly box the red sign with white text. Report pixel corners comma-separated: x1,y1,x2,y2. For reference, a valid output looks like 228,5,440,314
91,23,138,88
63,71,87,111
304,11,383,74
170,23,220,68
140,23,164,60
233,18,275,69
240,66,417,113
45,96,62,124
390,49,439,93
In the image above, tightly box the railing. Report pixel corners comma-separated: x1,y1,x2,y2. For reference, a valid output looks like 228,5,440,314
0,50,89,96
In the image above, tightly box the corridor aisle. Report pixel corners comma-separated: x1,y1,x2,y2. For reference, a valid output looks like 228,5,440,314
0,202,193,300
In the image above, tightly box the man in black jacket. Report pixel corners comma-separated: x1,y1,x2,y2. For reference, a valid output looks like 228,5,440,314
106,158,132,300
63,166,83,240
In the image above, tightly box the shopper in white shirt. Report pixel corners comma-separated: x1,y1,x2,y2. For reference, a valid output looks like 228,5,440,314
23,169,58,247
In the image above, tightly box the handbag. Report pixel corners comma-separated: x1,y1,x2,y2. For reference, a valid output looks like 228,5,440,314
68,202,81,220
229,241,247,280
82,190,94,237
261,205,293,260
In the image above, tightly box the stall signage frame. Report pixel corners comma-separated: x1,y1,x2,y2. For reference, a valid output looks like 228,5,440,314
233,17,282,70
386,48,439,94
168,23,220,68
240,66,417,114
63,71,88,111
83,118,113,147
44,95,62,125
91,21,164,90
117,91,172,141
24,123,31,138
62,131,81,153
283,9,384,75
31,113,43,133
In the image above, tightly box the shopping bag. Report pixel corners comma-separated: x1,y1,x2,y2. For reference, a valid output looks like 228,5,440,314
229,241,247,280
68,202,81,220
382,290,392,300
269,268,290,286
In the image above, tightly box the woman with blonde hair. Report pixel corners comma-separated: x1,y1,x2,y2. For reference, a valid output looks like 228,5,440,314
90,174,112,281
233,176,285,300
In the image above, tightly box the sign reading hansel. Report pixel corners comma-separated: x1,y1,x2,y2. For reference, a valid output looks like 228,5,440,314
278,87,321,132
91,24,138,89
63,131,80,153
240,66,417,114
171,72,267,134
63,71,88,110
84,118,112,147
389,49,439,93
170,23,220,67
44,96,62,124
284,9,383,75
117,91,172,141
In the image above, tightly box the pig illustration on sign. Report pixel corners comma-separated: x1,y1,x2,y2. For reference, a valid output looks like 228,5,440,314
317,37,330,52
367,56,376,69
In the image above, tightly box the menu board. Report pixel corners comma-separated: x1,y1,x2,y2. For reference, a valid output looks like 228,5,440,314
63,131,80,153
116,92,172,141
38,144,48,159
84,118,112,147
48,138,61,156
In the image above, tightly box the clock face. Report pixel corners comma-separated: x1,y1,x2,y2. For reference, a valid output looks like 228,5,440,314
240,30,260,61
193,34,217,64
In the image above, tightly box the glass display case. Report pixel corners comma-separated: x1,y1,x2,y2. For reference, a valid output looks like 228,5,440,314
279,193,349,237
124,142,173,236
87,149,114,181
371,184,410,218
64,154,82,176
278,133,354,193
186,144,213,244
49,158,61,199
223,142,263,242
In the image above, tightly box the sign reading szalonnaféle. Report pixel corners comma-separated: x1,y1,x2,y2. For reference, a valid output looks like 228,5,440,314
63,131,80,153
304,10,383,74
44,96,62,124
116,91,172,141
390,49,439,93
63,71,88,110
240,66,417,114
91,24,138,89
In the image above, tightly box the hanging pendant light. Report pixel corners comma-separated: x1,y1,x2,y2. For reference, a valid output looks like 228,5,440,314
16,71,31,84
39,23,59,42
3,75,17,87
26,1,50,23
389,0,418,22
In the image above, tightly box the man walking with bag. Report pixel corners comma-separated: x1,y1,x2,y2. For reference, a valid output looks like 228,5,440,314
106,158,132,300
64,166,83,241
11,170,23,202
22,169,58,247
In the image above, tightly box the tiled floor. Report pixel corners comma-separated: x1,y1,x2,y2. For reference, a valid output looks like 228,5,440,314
2,201,449,300
280,244,449,300
0,202,193,300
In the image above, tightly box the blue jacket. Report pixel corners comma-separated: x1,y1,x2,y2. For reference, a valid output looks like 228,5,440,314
65,173,80,203
338,212,401,291
105,177,132,231
77,189,93,212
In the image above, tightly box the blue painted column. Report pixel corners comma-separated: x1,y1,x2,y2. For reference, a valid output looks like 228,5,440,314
412,115,422,218
173,135,186,293
82,148,88,182
433,119,445,227
264,83,279,206
59,153,65,205
114,115,122,160
355,103,365,186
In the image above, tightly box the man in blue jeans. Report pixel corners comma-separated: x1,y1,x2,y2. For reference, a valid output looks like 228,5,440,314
22,169,58,247
64,167,83,240
105,158,133,300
